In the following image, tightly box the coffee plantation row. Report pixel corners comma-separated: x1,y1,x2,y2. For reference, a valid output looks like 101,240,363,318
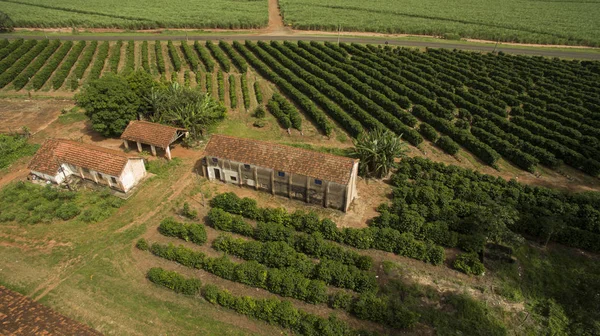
1,38,599,176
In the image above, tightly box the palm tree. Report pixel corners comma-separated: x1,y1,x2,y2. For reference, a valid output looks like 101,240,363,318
165,94,226,140
351,129,407,178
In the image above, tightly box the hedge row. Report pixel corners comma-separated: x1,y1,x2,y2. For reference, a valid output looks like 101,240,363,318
206,41,230,72
217,71,225,102
419,122,439,142
49,41,86,90
158,217,207,245
212,234,377,293
267,96,291,129
141,41,150,72
12,40,61,90
210,193,445,265
0,39,24,61
293,41,419,128
0,39,35,76
271,92,302,130
86,41,109,82
240,75,250,109
154,41,166,74
31,40,74,90
167,40,181,72
180,41,199,72
228,74,237,109
219,40,247,73
253,80,263,104
471,127,538,172
147,267,201,295
236,41,335,136
194,41,214,72
205,72,212,94
263,41,422,145
184,70,191,86
69,41,98,90
0,40,47,89
121,40,135,75
147,242,328,304
108,40,122,73
207,207,372,270
436,135,460,155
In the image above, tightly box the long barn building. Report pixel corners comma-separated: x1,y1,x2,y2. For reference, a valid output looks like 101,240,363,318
202,135,359,212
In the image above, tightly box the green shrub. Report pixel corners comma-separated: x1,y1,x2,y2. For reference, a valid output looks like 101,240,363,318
329,291,353,310
453,252,485,276
136,238,149,251
158,217,207,245
146,267,201,295
254,105,266,118
0,134,39,169
54,203,81,220
181,202,198,220
437,135,460,155
419,122,439,142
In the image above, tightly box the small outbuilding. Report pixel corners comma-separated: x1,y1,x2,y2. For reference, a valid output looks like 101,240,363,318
202,134,359,212
120,120,188,160
28,138,146,193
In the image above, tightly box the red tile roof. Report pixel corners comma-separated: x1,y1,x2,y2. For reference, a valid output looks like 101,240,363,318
120,120,186,148
0,285,103,335
204,135,358,185
28,139,142,177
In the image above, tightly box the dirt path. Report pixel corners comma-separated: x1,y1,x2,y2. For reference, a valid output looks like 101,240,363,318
264,0,291,35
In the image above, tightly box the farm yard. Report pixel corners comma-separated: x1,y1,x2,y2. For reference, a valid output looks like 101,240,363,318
0,29,599,336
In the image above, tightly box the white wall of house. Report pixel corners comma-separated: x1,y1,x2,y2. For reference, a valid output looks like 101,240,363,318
119,159,146,192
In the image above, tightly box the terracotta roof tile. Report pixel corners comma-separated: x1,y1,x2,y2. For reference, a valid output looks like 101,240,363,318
28,139,141,177
0,286,103,335
120,120,186,148
204,135,358,185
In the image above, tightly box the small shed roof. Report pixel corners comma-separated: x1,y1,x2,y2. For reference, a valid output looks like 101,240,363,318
28,139,142,177
204,134,358,185
121,120,186,149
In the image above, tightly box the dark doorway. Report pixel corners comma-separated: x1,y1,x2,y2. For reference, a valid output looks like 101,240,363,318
214,168,221,180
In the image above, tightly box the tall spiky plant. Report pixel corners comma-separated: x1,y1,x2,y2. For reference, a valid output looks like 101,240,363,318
351,129,407,178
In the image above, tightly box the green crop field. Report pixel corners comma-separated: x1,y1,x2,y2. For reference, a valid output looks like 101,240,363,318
279,0,600,46
0,0,268,29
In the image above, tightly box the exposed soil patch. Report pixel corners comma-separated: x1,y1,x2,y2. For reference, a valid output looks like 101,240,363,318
0,98,73,134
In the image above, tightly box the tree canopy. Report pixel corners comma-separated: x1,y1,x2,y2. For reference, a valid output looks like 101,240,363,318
75,71,225,139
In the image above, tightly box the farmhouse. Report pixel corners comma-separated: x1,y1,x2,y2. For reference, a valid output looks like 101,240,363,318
28,138,146,193
120,120,188,160
202,135,359,212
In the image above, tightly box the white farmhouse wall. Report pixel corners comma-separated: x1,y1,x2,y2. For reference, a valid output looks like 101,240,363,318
119,159,146,192
31,171,60,184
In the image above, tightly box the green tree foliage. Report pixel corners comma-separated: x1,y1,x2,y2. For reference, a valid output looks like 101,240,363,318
75,73,140,137
351,129,407,178
0,134,39,169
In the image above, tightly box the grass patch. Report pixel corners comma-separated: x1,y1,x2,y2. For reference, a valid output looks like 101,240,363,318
57,107,88,125
0,134,39,170
145,157,181,177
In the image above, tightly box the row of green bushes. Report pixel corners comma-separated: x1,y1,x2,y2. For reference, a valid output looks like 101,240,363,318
210,192,445,265
207,207,372,270
266,96,291,129
121,40,135,75
12,40,60,90
212,234,377,293
0,39,23,60
236,41,336,136
69,41,98,90
84,42,108,84
108,40,122,73
144,241,328,304
219,41,247,73
146,267,360,335
32,40,74,90
167,40,181,72
0,40,46,89
141,41,150,72
158,217,207,245
253,80,262,103
229,74,237,109
240,75,250,109
194,41,214,72
50,41,85,90
154,40,165,74
180,41,199,72
0,39,35,77
217,71,225,102
206,41,231,72
271,92,302,130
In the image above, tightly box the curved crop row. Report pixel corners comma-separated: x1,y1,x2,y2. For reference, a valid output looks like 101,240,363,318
12,40,61,90
69,41,98,90
48,41,85,90
206,41,231,72
87,41,109,82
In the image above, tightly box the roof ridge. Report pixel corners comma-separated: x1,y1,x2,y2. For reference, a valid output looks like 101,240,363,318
53,138,139,159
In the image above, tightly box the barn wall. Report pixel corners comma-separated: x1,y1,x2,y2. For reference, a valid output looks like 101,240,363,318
203,156,355,212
